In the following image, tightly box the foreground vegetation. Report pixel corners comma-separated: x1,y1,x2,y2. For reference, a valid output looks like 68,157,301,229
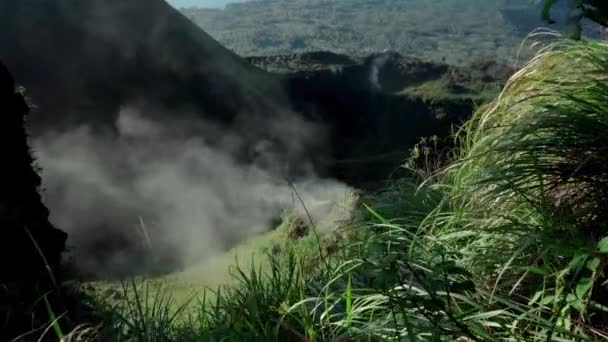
42,38,608,341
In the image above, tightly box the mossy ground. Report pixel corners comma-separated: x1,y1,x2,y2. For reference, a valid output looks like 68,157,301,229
86,190,360,314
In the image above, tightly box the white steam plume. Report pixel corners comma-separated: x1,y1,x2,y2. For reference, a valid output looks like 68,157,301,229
369,53,391,91
33,105,352,277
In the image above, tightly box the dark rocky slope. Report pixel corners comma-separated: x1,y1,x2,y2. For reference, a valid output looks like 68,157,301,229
0,62,68,339
249,51,513,184
0,0,284,132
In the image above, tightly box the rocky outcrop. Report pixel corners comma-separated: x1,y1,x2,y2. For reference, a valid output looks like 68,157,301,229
248,51,513,185
0,62,68,338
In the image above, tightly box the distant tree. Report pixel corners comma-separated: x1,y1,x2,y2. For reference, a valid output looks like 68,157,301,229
542,0,608,39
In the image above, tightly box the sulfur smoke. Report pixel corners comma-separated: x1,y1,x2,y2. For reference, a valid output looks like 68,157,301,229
4,0,354,279
33,104,352,278
369,52,391,91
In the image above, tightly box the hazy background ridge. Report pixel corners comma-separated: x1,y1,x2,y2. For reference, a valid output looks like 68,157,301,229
177,0,602,65
168,0,246,9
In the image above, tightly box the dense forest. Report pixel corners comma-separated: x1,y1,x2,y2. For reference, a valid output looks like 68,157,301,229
180,0,602,65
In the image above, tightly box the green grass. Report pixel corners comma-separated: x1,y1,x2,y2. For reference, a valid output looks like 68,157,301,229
431,38,608,339
53,38,608,341
400,76,503,102
88,211,342,307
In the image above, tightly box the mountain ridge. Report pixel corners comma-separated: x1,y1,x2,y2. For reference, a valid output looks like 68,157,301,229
0,0,284,132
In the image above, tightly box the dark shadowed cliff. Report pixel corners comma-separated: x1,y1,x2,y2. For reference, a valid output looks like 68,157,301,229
0,62,68,339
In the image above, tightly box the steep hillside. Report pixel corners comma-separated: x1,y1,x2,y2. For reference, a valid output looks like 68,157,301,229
0,0,284,132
